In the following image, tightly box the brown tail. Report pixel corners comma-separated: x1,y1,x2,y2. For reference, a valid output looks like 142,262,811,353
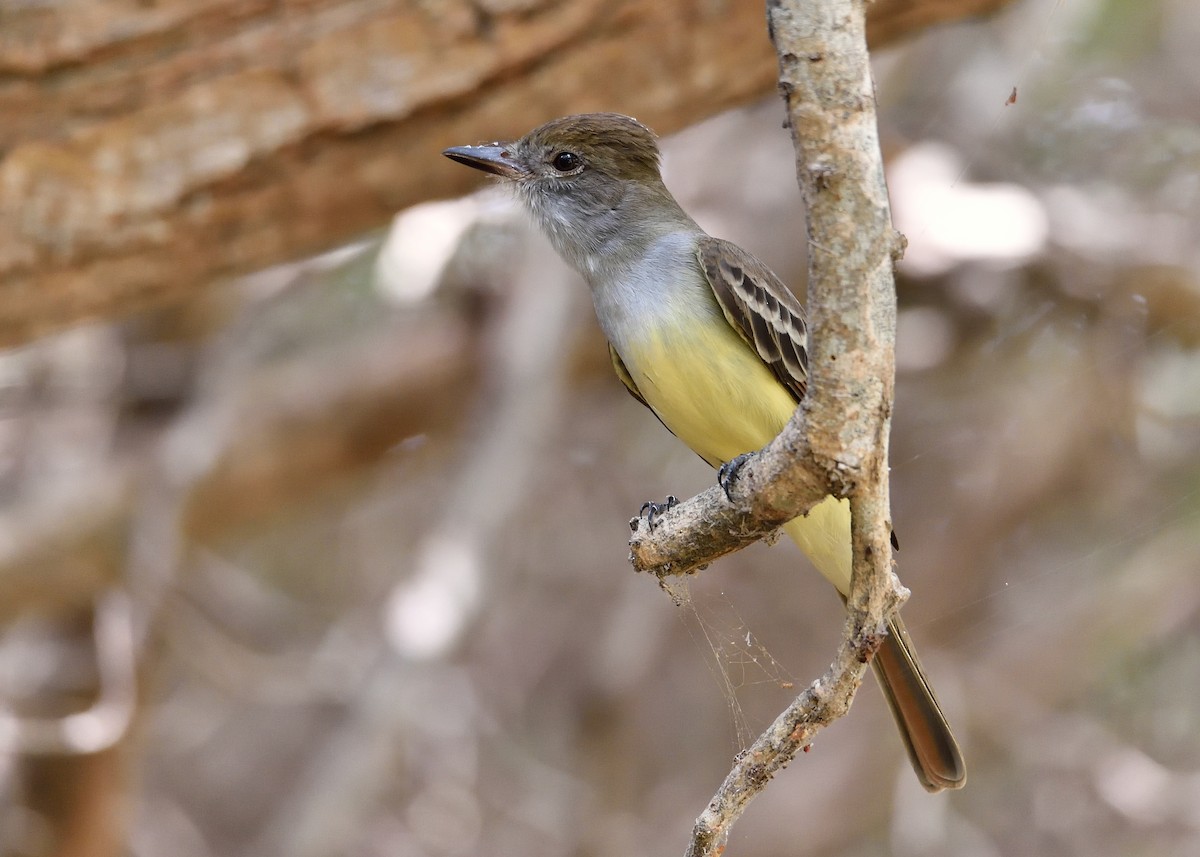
872,615,966,792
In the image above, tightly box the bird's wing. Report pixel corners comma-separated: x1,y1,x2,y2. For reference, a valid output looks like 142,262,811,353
697,236,809,403
608,341,684,441
608,342,650,408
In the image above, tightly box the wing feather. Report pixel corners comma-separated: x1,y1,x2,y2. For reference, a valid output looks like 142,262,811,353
697,236,809,403
609,342,649,408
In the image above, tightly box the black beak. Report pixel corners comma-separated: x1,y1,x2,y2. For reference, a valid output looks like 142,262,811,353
443,144,526,179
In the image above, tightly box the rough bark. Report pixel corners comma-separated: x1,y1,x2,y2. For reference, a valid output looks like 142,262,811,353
628,0,907,851
0,0,1015,346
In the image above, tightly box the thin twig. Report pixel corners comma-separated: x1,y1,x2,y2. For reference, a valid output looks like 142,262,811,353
685,582,905,857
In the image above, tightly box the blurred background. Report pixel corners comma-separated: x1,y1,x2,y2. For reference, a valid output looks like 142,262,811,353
2,0,1199,855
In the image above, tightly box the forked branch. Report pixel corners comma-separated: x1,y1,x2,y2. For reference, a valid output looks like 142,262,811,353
627,1,904,853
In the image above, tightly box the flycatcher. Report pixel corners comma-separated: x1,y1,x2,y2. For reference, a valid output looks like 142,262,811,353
444,113,965,791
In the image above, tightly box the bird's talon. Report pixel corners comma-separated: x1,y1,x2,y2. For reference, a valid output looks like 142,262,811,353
718,452,754,502
639,495,678,531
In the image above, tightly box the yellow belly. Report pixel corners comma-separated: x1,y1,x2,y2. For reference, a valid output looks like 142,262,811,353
624,322,853,594
628,323,794,466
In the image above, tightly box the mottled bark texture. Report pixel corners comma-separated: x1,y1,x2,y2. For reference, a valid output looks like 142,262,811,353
630,1,907,853
0,0,1014,345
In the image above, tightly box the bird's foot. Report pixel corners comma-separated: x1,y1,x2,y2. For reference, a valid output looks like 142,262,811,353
717,452,754,502
634,495,679,532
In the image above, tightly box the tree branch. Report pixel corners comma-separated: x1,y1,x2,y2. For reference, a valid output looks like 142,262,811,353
684,582,905,857
0,0,1014,347
627,429,826,575
625,1,905,853
630,0,902,587
770,0,902,619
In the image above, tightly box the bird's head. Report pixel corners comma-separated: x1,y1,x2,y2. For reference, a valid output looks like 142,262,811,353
444,113,669,222
444,113,691,274
445,112,661,187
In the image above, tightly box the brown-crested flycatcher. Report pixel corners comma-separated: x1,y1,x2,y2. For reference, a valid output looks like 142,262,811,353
444,113,965,791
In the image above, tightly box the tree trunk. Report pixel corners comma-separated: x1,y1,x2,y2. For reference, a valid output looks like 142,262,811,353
0,0,1014,345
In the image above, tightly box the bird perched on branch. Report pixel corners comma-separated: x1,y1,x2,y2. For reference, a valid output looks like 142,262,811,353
445,112,965,791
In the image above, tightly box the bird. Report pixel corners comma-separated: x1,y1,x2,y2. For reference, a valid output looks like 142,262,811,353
444,112,965,791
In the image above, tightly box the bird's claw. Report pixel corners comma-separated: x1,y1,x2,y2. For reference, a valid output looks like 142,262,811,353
635,495,679,532
717,452,754,502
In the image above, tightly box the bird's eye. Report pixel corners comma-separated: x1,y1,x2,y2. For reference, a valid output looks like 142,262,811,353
551,151,581,172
